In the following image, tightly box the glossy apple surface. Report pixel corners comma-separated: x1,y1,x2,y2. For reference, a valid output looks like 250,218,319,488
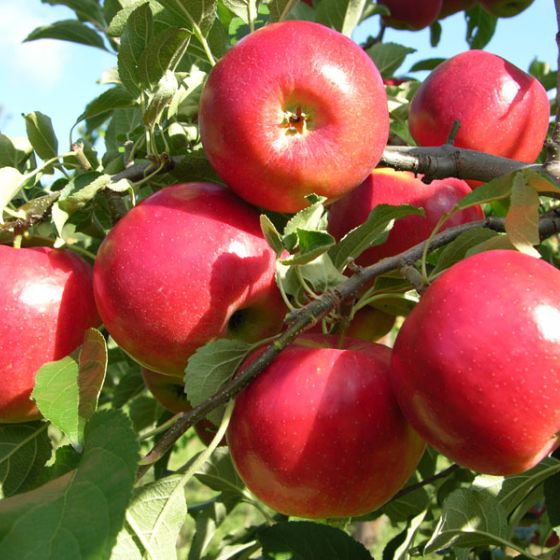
391,250,560,475
0,246,99,423
439,0,476,18
227,334,425,518
480,0,534,17
94,182,285,378
199,20,389,213
380,0,443,29
409,50,549,164
328,168,484,266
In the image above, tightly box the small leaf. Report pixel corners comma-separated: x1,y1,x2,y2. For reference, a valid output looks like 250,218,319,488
24,19,107,50
366,43,416,79
32,329,108,449
315,0,368,37
330,204,424,270
382,474,431,523
24,111,58,161
505,172,541,257
544,469,560,527
144,70,179,126
40,0,105,25
466,5,497,49
112,476,187,560
58,173,113,215
0,423,51,498
268,0,293,21
260,214,284,256
284,197,328,237
281,229,335,265
430,20,442,47
259,521,374,560
409,58,445,72
0,167,25,224
221,0,257,23
0,410,139,559
457,173,514,209
194,448,245,500
157,0,218,36
76,86,137,125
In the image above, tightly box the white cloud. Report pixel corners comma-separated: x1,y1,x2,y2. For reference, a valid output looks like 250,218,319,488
0,3,70,90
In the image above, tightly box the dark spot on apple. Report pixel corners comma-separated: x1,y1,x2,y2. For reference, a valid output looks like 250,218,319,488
228,308,249,333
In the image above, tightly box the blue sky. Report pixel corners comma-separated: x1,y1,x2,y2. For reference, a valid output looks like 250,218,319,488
0,1,556,150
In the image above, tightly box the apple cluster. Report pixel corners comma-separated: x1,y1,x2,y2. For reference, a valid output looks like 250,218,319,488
0,14,558,524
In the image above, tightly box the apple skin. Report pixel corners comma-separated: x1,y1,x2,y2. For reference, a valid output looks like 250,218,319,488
227,334,425,518
390,250,560,475
0,246,99,423
479,0,534,17
439,0,476,18
409,50,549,165
199,20,389,214
141,368,225,446
93,182,286,378
380,0,443,30
328,168,484,266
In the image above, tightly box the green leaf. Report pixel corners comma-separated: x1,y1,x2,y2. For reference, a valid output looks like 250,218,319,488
544,469,560,527
382,474,431,523
156,0,218,35
268,0,294,21
259,521,374,559
466,5,497,49
430,20,442,47
457,173,514,209
0,136,21,168
112,476,187,560
24,111,58,161
409,57,445,72
0,423,51,498
32,329,108,450
28,445,81,490
118,4,154,95
280,229,335,265
194,448,247,499
0,167,26,224
144,70,179,126
24,19,107,50
366,43,416,79
0,410,139,559
221,0,257,23
184,339,252,414
424,488,513,553
40,0,105,25
329,204,424,270
76,87,137,125
58,173,114,215
260,214,285,256
315,0,368,36
505,172,541,257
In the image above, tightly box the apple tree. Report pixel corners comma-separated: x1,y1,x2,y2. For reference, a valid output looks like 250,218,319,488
0,0,559,558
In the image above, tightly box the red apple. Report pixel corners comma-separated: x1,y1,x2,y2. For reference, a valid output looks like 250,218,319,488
379,0,443,30
409,50,550,165
227,334,425,518
439,0,476,18
0,246,99,423
328,168,484,266
479,0,534,17
390,250,560,475
93,182,286,378
141,368,225,446
198,20,389,213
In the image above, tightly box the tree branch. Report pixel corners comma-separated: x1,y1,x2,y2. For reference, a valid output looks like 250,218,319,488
136,211,560,480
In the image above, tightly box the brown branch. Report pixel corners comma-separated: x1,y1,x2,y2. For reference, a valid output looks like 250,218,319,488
136,212,560,480
544,0,560,179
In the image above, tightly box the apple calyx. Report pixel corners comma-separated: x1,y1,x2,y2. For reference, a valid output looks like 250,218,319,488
282,106,311,135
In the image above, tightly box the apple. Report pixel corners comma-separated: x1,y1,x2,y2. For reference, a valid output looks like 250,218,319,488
379,0,443,30
328,168,484,266
390,250,560,475
141,368,225,446
227,334,425,518
0,246,99,423
409,50,550,166
93,182,286,378
198,20,389,213
479,0,534,17
439,0,476,18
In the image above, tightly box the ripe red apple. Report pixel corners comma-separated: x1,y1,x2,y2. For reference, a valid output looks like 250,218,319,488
390,250,560,475
0,246,99,423
141,368,224,446
93,182,285,378
379,0,443,30
198,20,389,213
479,0,534,17
227,334,425,518
409,50,549,165
439,0,476,18
328,168,484,266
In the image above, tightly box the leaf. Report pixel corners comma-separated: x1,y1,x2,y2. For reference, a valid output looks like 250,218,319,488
32,329,108,450
144,70,179,126
465,5,497,49
457,173,514,209
0,136,20,168
29,445,81,490
221,0,257,23
430,20,442,47
366,43,416,79
280,229,336,265
382,474,431,523
260,214,284,256
112,476,187,560
504,172,541,257
0,423,51,498
194,447,244,499
383,510,428,560
284,198,329,238
58,173,113,215
258,521,374,560
0,410,139,559
329,204,424,270
76,87,137,125
40,0,105,25
184,338,252,409
0,167,25,224
156,0,218,35
424,488,513,553
315,0,368,37
24,111,58,161
24,19,108,50
544,469,560,527
409,57,445,72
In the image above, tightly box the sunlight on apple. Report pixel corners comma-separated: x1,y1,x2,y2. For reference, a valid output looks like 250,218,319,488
533,304,560,343
19,282,64,311
319,63,352,93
